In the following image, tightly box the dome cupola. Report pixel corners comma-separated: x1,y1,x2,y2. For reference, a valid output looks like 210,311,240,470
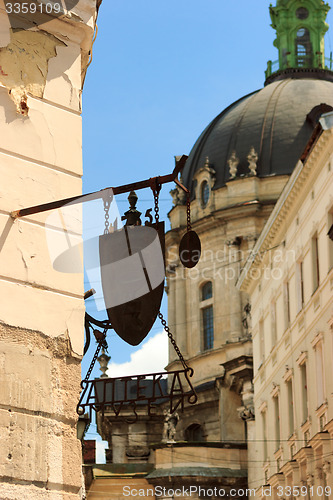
182,0,333,194
266,0,333,83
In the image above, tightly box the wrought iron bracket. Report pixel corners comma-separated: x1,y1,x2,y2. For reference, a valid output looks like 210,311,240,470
10,155,188,219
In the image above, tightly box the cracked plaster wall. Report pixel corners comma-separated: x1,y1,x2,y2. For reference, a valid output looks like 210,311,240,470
0,29,65,114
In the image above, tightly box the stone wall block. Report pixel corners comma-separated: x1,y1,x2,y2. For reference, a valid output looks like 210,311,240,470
0,89,82,175
0,408,48,482
0,283,84,355
0,215,83,297
44,42,82,112
0,152,82,222
0,342,52,413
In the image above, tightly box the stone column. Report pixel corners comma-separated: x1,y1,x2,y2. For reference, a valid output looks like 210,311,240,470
111,423,128,463
0,2,98,498
245,417,257,492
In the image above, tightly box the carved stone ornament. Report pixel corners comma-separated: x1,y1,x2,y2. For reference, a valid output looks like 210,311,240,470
170,176,186,206
170,187,181,206
193,157,216,188
226,236,242,247
126,446,150,458
162,409,179,443
228,151,239,179
237,405,255,421
100,418,112,440
307,473,315,487
247,146,258,176
323,460,331,478
204,156,209,169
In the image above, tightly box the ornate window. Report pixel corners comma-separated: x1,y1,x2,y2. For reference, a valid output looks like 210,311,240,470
300,362,308,423
286,378,295,437
200,281,214,351
296,7,309,20
273,394,280,449
296,261,305,312
311,233,320,292
314,339,325,407
283,281,291,330
201,180,210,208
295,27,312,67
270,301,277,347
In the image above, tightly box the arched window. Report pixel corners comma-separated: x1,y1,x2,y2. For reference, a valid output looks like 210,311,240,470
201,281,212,301
185,423,204,442
295,27,312,67
200,281,214,350
295,7,309,20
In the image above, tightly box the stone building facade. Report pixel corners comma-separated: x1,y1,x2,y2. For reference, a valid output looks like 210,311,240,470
0,2,99,498
163,0,333,494
238,117,333,497
87,0,333,498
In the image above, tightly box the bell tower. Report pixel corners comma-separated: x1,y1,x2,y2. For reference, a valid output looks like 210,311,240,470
265,0,332,83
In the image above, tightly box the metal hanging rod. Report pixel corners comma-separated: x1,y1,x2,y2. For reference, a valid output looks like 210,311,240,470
11,155,189,220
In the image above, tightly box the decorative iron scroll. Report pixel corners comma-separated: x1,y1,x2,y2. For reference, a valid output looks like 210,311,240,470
77,368,197,422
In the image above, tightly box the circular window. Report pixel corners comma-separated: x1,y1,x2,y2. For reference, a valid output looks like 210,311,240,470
296,7,309,19
201,181,210,207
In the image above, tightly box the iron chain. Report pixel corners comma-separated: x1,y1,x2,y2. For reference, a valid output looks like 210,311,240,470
186,193,191,232
103,196,111,234
153,189,160,223
158,312,189,371
83,328,108,382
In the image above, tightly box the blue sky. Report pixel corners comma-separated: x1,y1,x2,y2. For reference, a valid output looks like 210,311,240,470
80,0,333,448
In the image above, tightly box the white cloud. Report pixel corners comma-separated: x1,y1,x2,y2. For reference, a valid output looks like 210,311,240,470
107,331,168,378
95,439,108,464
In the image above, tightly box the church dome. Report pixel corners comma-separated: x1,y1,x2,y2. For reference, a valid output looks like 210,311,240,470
182,77,333,191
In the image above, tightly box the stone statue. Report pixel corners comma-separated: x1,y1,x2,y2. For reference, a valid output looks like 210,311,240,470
238,405,255,421
323,460,331,480
228,151,239,179
162,410,179,443
306,473,314,487
247,146,258,176
170,175,186,206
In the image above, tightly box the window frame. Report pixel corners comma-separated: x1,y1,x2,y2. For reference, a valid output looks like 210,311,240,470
296,260,305,312
311,232,320,292
200,281,214,351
